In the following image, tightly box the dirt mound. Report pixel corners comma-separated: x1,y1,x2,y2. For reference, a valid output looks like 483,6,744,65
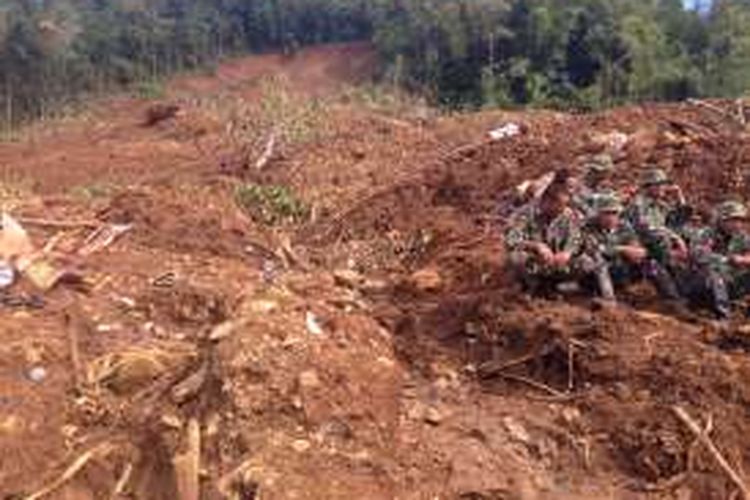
5,44,750,499
100,189,250,258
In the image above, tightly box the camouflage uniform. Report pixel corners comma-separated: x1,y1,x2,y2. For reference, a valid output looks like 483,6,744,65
505,202,582,292
577,195,680,301
573,154,616,217
624,168,687,264
685,201,750,318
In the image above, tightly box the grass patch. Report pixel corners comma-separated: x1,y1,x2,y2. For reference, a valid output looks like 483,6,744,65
133,80,166,100
235,184,309,225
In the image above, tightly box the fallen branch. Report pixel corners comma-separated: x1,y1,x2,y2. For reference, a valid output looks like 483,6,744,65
478,343,557,379
25,442,113,500
110,462,133,499
15,217,100,229
496,372,568,398
173,418,201,500
629,472,688,493
672,405,750,499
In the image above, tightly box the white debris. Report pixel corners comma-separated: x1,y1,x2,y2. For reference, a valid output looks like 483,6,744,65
28,366,47,383
489,123,521,141
305,311,324,336
0,261,15,289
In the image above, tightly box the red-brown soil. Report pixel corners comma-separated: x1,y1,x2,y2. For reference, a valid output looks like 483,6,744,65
2,43,750,500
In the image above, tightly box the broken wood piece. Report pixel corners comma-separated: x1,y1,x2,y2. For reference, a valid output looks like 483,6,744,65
64,305,85,391
78,224,133,257
478,343,557,379
18,254,82,292
277,235,308,270
496,372,568,399
672,405,750,499
171,363,208,404
111,462,133,499
15,216,100,229
25,442,113,500
255,130,277,170
173,418,201,500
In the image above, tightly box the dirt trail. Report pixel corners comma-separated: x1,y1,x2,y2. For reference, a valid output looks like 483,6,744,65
3,43,750,499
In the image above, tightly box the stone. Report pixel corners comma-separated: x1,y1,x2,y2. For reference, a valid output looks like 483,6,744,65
410,268,443,292
503,416,531,445
299,370,321,389
291,439,311,453
424,406,443,426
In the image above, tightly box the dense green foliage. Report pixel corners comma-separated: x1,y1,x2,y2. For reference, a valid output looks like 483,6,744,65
373,0,750,108
1,0,750,125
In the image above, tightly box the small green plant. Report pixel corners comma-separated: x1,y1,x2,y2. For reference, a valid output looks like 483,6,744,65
235,184,309,225
133,80,166,100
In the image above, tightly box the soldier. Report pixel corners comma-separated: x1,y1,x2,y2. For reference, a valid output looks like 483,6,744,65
577,194,682,304
573,153,616,217
505,173,581,295
624,167,689,265
686,201,750,319
674,205,709,249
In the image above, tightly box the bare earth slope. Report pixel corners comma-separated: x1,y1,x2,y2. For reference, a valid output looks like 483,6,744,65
2,43,750,500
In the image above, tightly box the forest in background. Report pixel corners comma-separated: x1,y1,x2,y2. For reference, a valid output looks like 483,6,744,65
1,0,750,126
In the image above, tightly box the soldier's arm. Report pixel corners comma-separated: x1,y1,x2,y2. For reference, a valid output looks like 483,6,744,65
504,209,548,255
690,230,727,269
609,224,646,261
729,236,750,267
552,218,582,266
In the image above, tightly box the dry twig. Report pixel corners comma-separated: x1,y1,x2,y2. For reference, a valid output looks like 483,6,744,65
496,372,568,398
110,462,133,499
25,442,113,500
255,130,278,170
673,405,750,499
173,418,201,500
16,216,100,229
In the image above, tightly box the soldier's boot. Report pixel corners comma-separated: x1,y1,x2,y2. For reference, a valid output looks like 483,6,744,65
706,272,731,320
594,267,616,303
646,261,695,318
645,260,682,301
519,272,542,296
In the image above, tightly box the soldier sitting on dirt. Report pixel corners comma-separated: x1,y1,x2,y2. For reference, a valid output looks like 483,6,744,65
504,170,582,296
683,201,750,319
576,194,682,305
572,153,617,217
624,168,690,267
674,205,710,249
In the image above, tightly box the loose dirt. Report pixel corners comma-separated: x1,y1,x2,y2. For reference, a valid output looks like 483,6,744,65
2,43,750,499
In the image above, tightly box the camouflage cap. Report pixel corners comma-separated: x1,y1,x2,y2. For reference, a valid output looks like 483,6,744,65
584,154,615,174
716,200,748,221
640,168,670,187
593,193,624,214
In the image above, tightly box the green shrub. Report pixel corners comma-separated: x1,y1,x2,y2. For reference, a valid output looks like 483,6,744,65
235,184,309,225
133,80,166,100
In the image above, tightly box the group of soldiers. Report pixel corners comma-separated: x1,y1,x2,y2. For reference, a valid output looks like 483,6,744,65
504,154,750,319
